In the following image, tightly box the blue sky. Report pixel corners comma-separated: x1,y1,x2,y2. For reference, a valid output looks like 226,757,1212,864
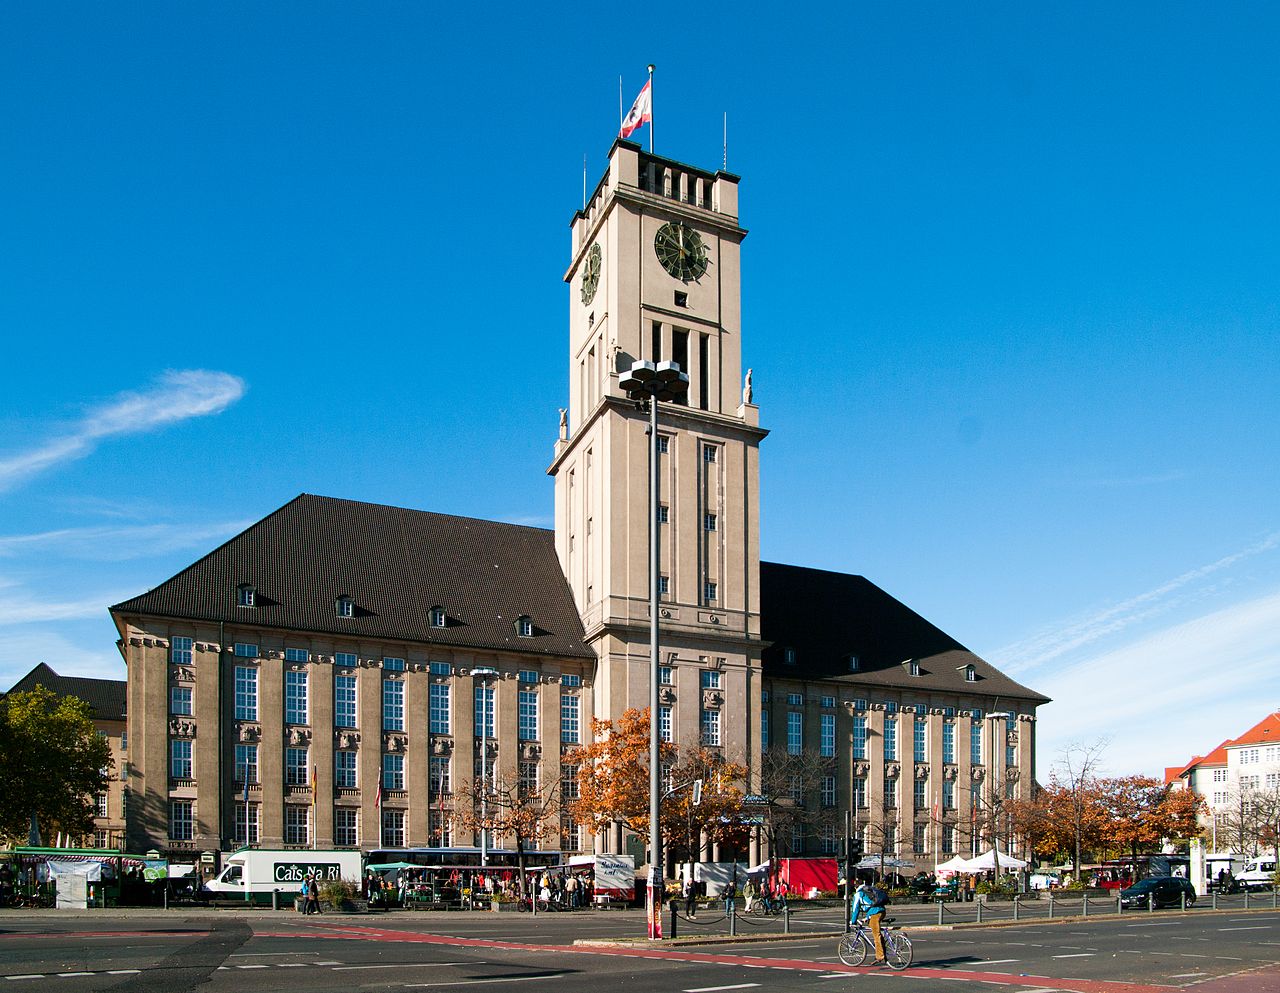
2,4,1277,778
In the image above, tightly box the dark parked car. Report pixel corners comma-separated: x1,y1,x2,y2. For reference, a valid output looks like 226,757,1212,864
1119,876,1196,909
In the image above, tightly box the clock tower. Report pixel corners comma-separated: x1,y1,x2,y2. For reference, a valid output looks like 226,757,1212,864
549,139,767,858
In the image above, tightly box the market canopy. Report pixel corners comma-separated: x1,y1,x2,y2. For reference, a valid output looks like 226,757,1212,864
935,855,972,873
963,849,1027,872
855,855,916,870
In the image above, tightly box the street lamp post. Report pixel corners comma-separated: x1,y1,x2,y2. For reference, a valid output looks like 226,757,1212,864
986,711,1011,879
619,358,689,940
473,666,499,869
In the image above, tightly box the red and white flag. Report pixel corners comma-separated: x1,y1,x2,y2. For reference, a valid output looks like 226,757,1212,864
620,80,651,138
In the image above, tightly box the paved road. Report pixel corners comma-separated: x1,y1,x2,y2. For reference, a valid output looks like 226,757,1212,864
0,906,1277,992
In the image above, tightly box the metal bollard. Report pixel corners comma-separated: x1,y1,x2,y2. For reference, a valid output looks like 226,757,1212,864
1013,896,1019,922
783,901,790,933
1245,889,1251,911
1148,893,1154,914
1212,891,1217,910
1083,891,1089,917
937,901,944,926
1048,893,1054,919
729,902,736,937
1273,888,1278,911
272,888,279,911
976,899,983,924
1117,893,1123,916
1181,892,1186,912
669,903,678,939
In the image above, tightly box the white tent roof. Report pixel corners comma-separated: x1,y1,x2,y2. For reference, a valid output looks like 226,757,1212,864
963,849,1027,872
935,855,972,873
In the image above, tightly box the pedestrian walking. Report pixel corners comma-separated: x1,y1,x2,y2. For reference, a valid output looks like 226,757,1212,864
305,873,321,915
743,878,756,912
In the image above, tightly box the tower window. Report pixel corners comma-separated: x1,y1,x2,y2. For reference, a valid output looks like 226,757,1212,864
703,446,718,464
674,291,688,307
658,575,670,596
704,513,717,532
237,584,256,608
783,647,797,666
658,505,669,524
848,655,860,672
704,581,718,602
657,436,670,454
336,596,354,618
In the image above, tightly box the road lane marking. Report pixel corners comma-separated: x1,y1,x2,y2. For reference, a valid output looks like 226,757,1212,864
106,971,140,975
1218,926,1270,931
1052,953,1095,958
332,963,473,971
236,964,269,969
683,985,761,992
971,960,1020,965
56,973,93,977
405,977,567,988
1169,974,1209,979
5,977,44,981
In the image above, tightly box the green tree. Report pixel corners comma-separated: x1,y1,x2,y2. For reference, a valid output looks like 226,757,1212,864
0,687,112,845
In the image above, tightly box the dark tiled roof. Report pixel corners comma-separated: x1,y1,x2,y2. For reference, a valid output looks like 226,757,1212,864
759,563,1049,704
8,663,127,720
112,494,594,660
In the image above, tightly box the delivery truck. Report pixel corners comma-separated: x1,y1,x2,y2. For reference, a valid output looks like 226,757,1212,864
204,848,363,902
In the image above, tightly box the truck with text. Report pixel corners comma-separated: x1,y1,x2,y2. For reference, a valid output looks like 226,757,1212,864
203,848,363,902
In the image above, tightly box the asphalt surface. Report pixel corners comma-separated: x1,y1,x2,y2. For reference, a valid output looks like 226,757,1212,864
0,904,1277,993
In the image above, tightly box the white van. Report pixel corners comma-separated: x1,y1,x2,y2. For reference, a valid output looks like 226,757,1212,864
204,848,363,901
1236,855,1277,891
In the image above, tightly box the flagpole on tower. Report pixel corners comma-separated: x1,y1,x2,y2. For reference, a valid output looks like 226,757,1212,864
618,76,624,133
647,64,655,153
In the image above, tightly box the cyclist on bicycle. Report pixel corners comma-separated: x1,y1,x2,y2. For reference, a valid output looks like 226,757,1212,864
850,880,888,965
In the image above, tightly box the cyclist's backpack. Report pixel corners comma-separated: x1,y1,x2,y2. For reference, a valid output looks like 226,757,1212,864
868,886,890,908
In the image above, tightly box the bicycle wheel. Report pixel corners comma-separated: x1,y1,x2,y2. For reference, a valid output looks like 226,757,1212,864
837,932,869,967
883,931,913,971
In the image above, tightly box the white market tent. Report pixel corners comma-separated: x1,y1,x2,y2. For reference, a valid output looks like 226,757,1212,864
963,849,1027,872
935,855,972,873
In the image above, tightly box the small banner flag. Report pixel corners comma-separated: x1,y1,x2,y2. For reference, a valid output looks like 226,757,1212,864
620,80,651,138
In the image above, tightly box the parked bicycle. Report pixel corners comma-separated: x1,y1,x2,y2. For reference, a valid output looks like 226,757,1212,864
838,916,912,970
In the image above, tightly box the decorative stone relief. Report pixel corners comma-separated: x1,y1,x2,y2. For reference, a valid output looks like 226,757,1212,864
169,719,196,738
852,761,871,777
702,690,723,708
336,730,360,749
1005,768,1021,783
943,765,959,781
385,733,408,753
288,728,312,746
431,737,454,756
544,674,560,684
170,666,196,683
914,765,930,780
519,742,541,761
970,767,986,783
237,724,261,743
475,741,497,760
885,762,900,779
658,687,676,704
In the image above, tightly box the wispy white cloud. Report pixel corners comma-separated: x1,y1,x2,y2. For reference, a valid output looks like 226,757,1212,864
0,520,253,561
992,532,1280,674
0,592,120,626
0,370,246,493
1033,588,1280,777
0,627,125,690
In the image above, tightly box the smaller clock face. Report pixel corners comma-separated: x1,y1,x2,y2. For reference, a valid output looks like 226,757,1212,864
654,222,709,282
580,243,602,305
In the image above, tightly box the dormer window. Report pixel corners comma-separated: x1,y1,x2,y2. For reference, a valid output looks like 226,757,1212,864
783,647,797,666
336,596,354,618
429,606,446,628
237,584,256,608
906,659,920,677
963,664,976,682
516,615,533,638
848,655,860,672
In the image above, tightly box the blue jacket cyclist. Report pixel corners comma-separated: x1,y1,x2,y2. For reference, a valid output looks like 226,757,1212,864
850,881,887,964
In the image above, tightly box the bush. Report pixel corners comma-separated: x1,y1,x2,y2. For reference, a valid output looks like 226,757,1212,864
319,877,360,904
974,879,1019,898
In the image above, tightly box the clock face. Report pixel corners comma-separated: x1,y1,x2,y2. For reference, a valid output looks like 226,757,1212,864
654,222,709,282
580,243,602,305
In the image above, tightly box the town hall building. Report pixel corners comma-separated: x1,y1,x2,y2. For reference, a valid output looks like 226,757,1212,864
110,139,1048,868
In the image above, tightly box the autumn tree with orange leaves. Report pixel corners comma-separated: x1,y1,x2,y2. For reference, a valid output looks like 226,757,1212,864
565,708,747,862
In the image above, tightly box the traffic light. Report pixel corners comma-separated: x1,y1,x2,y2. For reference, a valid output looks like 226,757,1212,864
846,835,864,863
